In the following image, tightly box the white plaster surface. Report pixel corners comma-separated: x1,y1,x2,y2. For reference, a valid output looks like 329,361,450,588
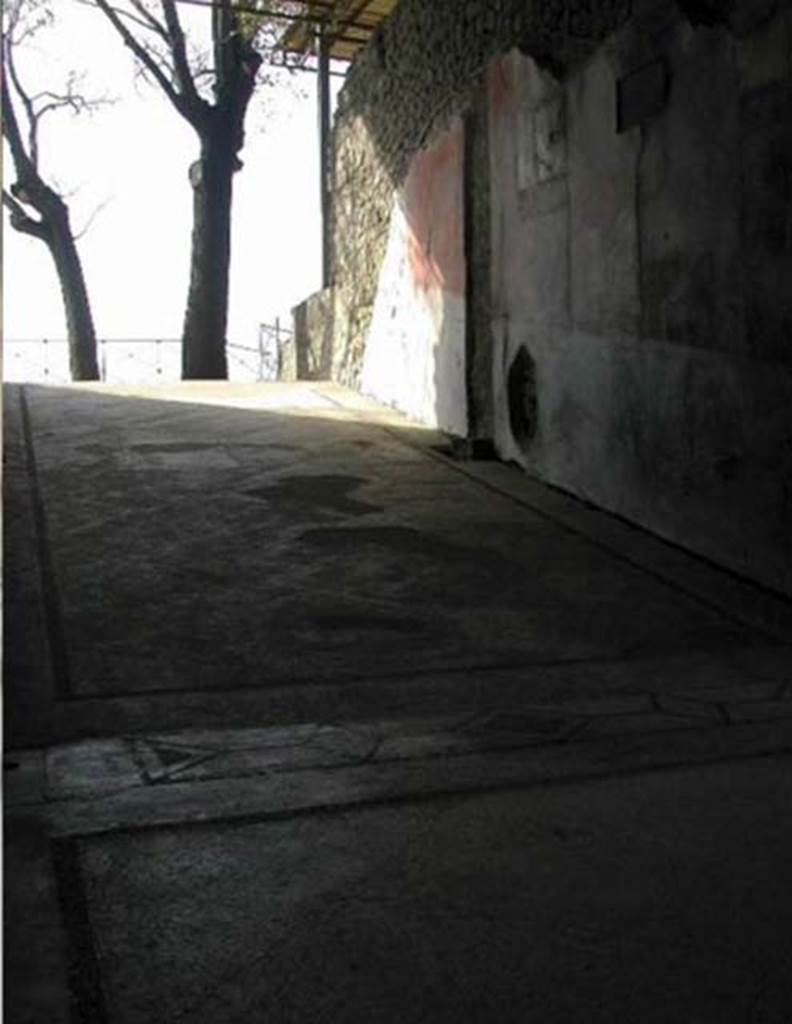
361,190,467,435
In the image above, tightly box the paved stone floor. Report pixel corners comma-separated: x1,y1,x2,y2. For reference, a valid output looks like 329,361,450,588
4,381,792,1023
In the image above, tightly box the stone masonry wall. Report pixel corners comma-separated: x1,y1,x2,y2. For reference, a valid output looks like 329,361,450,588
292,288,334,380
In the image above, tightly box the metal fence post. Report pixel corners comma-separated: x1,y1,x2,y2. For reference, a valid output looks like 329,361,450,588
258,324,265,381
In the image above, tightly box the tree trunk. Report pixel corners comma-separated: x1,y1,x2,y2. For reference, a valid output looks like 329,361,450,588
181,137,236,379
48,206,100,382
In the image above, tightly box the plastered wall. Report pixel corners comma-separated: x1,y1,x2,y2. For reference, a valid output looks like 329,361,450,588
328,0,630,404
296,0,792,594
361,122,467,434
489,5,792,594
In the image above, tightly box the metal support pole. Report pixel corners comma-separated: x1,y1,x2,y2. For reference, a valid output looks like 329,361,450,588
317,25,332,289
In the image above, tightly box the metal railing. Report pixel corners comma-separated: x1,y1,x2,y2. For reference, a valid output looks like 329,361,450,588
3,321,293,385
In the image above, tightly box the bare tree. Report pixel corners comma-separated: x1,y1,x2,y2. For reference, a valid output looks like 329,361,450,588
2,0,103,381
90,0,292,379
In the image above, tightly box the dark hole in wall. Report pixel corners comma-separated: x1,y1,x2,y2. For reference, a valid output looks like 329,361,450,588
507,346,538,451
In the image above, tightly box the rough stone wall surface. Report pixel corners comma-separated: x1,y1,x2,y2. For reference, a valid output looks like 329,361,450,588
292,288,335,380
330,0,633,389
489,2,792,594
277,332,297,382
330,114,393,386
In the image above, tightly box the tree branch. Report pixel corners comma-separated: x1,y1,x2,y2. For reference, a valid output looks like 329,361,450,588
73,195,112,241
211,0,262,144
128,0,170,40
91,0,198,126
74,0,169,40
1,61,40,184
160,0,206,119
212,0,237,98
31,77,115,123
4,31,41,169
2,189,49,240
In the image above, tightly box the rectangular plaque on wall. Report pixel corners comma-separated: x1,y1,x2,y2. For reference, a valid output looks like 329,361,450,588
617,59,668,132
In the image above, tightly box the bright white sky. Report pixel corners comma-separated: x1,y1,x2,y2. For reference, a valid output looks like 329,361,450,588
3,0,338,347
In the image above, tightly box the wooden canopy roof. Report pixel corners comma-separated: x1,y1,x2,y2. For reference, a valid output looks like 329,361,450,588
277,0,398,62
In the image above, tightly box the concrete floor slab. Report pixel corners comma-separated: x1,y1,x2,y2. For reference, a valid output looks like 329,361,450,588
59,757,792,1024
7,383,775,717
4,381,792,1023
